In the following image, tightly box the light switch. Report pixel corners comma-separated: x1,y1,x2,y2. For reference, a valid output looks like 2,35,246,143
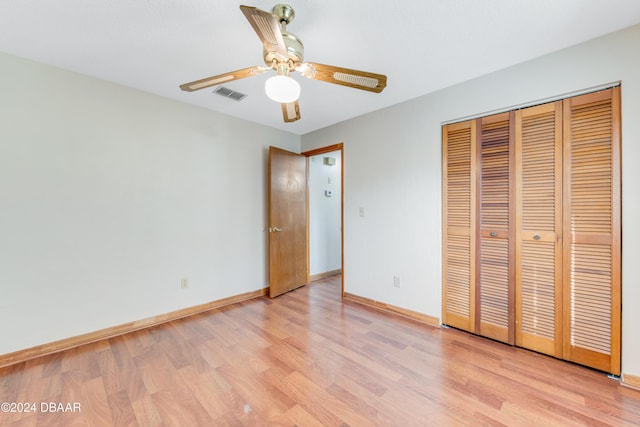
359,207,366,217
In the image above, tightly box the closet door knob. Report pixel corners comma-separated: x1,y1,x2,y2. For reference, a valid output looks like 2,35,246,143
533,234,541,240
490,232,497,237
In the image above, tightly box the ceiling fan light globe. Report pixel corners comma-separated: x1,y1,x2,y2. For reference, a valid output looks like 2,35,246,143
265,75,300,103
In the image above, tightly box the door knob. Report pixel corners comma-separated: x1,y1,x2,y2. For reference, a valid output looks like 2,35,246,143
269,226,283,233
490,231,497,237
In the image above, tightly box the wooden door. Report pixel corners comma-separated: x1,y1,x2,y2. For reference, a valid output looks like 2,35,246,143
442,120,477,332
268,146,308,298
514,101,563,357
562,87,621,375
477,113,514,344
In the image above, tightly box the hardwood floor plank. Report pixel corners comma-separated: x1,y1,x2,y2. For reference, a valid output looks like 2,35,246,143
325,382,387,423
283,370,376,427
330,373,404,425
178,366,230,419
284,404,325,427
314,346,388,396
130,395,162,427
1,275,640,426
151,388,213,426
135,350,176,395
106,389,138,427
82,376,114,426
216,363,294,423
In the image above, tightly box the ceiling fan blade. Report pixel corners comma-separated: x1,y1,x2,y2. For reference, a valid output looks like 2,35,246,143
240,5,288,60
281,100,300,123
298,63,387,93
179,66,266,92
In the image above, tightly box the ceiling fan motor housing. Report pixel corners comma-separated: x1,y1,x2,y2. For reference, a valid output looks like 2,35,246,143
264,31,304,70
264,3,304,71
263,4,303,71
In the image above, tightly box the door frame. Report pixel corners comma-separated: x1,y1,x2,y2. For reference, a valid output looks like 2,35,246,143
301,143,345,298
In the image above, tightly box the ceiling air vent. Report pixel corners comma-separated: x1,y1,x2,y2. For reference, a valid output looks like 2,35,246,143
213,86,247,101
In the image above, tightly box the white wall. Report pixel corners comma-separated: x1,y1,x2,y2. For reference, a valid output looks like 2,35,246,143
309,151,342,276
301,24,640,379
0,52,300,355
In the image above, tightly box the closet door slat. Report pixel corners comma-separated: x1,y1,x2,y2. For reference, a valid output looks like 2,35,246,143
562,87,621,375
443,120,476,332
477,113,514,343
515,101,563,357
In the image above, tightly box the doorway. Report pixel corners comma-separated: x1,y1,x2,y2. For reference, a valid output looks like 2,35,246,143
302,144,344,297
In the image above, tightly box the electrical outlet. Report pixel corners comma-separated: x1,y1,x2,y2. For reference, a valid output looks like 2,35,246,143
181,278,189,289
393,276,401,288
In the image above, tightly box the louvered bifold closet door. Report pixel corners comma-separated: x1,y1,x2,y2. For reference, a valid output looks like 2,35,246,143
477,113,514,344
515,101,563,357
562,87,621,375
443,120,476,332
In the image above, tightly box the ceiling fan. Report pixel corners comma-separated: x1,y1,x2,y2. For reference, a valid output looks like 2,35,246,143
179,4,387,123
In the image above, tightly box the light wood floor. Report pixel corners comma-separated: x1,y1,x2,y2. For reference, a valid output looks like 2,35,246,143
1,275,639,426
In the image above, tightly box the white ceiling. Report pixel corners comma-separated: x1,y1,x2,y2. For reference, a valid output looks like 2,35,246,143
2,1,640,135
